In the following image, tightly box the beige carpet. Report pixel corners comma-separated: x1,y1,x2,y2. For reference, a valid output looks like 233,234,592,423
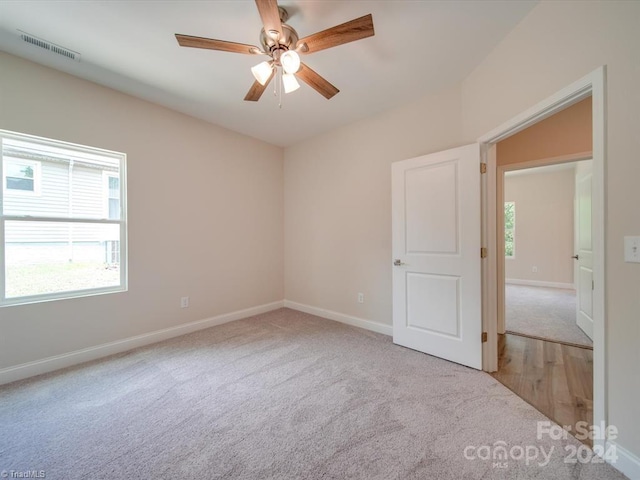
0,308,624,479
506,284,593,347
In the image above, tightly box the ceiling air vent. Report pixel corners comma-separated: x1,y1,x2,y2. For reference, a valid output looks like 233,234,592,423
18,30,81,62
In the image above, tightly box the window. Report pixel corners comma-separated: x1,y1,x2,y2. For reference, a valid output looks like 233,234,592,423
3,158,40,194
504,201,515,258
1,130,127,306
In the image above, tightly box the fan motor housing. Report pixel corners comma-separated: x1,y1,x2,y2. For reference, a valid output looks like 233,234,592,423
259,23,299,59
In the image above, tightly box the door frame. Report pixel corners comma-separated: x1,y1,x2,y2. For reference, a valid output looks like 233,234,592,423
478,66,606,449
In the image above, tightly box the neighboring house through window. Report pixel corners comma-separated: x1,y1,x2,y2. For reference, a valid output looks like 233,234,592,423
1,130,127,306
107,175,120,220
504,201,515,258
104,173,121,264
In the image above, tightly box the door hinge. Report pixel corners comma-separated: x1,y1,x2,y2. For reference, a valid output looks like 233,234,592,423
592,280,594,290
481,247,488,258
480,163,487,174
482,332,488,343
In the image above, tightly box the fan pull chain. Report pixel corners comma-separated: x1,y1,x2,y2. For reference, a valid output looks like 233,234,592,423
273,66,283,108
273,67,278,97
272,66,283,108
278,67,283,109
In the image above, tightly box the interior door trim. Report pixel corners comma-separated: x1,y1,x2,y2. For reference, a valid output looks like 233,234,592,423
478,66,607,453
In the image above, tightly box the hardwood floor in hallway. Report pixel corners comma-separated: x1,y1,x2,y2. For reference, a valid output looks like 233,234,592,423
491,333,593,446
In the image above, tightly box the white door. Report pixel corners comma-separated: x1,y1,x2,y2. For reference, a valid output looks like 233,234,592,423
392,144,482,369
575,160,594,340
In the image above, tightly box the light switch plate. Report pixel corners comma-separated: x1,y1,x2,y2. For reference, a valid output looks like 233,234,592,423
624,236,640,263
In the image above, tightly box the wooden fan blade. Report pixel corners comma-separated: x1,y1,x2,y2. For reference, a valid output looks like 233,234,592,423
244,70,275,101
176,34,260,55
255,0,283,41
297,14,374,54
297,63,339,100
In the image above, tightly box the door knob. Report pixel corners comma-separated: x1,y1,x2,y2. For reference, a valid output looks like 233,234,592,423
394,259,407,266
572,255,579,260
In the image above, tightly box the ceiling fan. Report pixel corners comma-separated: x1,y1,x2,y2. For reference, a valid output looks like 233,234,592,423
175,0,375,102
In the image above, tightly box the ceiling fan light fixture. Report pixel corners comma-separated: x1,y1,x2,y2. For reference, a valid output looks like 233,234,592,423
282,73,300,94
280,50,300,74
175,2,374,103
251,61,273,85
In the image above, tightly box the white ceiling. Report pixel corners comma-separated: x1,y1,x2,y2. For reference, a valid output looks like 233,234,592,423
0,1,538,147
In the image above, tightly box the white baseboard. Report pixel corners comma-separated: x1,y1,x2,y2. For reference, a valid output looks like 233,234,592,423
284,300,393,336
606,440,640,479
0,300,284,386
505,278,575,290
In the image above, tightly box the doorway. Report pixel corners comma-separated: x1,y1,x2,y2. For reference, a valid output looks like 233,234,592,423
479,67,606,450
494,158,595,443
502,161,593,349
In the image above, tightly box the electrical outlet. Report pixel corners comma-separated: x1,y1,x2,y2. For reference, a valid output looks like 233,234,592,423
357,293,364,304
532,266,538,273
181,296,189,308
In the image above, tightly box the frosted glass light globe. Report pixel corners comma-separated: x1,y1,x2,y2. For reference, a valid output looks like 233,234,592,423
280,50,300,74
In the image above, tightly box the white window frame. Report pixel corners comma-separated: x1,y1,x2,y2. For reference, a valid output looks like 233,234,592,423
0,129,128,307
3,157,41,196
504,201,515,259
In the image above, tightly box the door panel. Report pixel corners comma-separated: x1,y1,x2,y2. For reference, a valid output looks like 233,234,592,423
407,273,460,337
405,162,459,254
392,144,482,369
579,268,593,318
575,161,594,339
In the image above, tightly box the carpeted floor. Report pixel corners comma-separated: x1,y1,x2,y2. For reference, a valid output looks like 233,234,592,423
0,308,623,479
506,284,593,347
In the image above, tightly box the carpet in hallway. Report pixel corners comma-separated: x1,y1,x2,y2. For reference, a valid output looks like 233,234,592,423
506,284,593,347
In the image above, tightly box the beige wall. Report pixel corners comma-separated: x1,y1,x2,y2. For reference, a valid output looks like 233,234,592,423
0,53,284,368
460,0,640,457
497,97,592,166
284,86,462,326
504,168,575,285
285,0,640,460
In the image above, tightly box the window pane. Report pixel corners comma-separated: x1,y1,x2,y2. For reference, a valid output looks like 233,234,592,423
2,139,119,219
6,177,34,191
504,202,515,229
504,201,515,257
505,230,514,257
6,163,33,179
108,198,120,219
108,176,120,198
4,221,120,298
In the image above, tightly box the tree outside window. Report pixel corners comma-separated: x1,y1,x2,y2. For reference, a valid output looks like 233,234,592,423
505,201,515,258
